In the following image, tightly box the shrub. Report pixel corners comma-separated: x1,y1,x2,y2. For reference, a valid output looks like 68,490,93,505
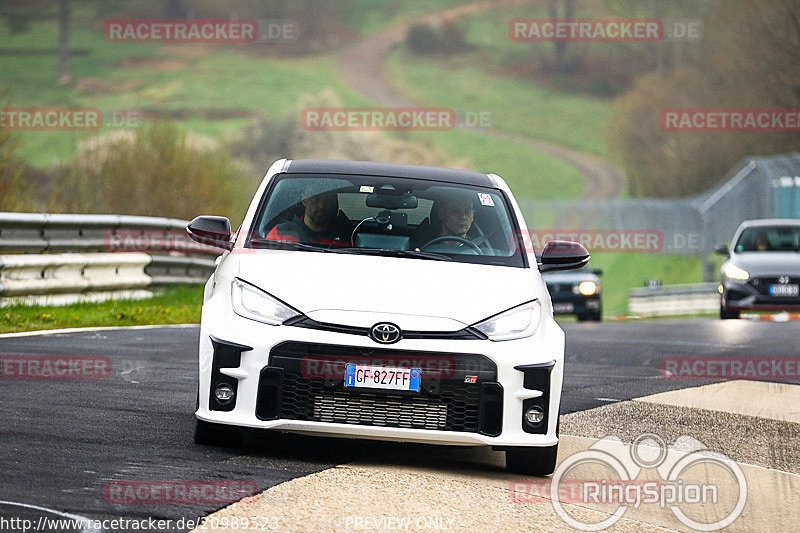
50,122,254,223
0,111,33,211
406,22,471,55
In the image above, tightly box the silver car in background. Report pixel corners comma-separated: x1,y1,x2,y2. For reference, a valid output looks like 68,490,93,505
716,219,800,319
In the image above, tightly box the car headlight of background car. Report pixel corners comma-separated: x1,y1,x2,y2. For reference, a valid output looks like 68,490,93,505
723,263,750,281
573,281,600,296
231,278,302,325
472,300,542,341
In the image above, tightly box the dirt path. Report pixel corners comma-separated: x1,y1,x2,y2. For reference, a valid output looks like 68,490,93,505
338,0,626,199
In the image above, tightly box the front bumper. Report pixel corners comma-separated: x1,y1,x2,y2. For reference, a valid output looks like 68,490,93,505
722,277,800,311
196,304,564,448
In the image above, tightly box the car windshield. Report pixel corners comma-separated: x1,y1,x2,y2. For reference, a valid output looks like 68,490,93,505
248,174,525,267
734,226,800,252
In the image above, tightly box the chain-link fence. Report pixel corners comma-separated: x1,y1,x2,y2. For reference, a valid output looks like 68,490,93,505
516,152,800,281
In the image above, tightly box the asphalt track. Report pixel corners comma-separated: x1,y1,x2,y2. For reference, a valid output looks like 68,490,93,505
1,320,798,532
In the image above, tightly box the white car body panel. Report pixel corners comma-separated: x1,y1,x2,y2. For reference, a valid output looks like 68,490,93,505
196,160,565,449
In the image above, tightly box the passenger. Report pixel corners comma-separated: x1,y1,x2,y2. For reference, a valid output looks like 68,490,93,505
266,185,351,246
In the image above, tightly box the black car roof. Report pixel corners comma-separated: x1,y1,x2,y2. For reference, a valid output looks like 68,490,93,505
284,159,494,187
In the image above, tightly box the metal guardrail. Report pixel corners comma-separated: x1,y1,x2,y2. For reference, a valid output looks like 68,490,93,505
0,212,220,305
629,283,719,316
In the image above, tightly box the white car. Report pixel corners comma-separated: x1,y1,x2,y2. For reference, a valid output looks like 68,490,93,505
188,159,589,475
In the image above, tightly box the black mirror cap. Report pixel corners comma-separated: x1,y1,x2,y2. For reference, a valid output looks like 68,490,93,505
593,268,604,276
187,215,233,250
714,244,730,257
538,240,590,272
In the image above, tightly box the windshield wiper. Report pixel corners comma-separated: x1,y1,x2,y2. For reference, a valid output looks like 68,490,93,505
250,238,335,253
336,247,452,261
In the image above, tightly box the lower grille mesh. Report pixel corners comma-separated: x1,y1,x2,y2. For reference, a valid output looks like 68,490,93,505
312,392,447,430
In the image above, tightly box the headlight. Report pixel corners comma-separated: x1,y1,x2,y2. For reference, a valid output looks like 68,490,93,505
231,278,301,325
722,263,749,281
472,300,542,341
574,281,600,296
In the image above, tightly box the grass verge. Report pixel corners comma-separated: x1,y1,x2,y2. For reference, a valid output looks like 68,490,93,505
0,285,203,334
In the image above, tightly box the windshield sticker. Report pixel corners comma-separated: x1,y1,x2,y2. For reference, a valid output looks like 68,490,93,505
359,185,374,193
478,193,495,206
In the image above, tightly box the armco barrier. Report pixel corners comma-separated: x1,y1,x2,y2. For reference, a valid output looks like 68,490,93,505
0,212,219,305
628,283,719,316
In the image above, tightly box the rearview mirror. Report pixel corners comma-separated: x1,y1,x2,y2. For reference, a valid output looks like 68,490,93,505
187,216,233,250
366,193,418,210
538,240,590,272
714,244,730,257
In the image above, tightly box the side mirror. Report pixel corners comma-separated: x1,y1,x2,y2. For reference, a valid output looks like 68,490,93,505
714,244,730,257
592,268,604,276
187,216,233,250
538,240,590,272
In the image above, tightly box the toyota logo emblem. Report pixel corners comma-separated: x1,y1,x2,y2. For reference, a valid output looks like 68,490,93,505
370,323,401,344
779,276,791,284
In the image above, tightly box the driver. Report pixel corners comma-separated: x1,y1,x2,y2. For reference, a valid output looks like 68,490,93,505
437,194,475,240
754,232,771,252
265,183,352,246
412,191,478,250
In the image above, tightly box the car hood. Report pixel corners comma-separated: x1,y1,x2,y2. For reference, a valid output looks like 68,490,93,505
730,253,800,276
235,251,537,328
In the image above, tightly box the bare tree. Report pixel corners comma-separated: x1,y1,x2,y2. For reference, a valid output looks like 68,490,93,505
57,0,70,84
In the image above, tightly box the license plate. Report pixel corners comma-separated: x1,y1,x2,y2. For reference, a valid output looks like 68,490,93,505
553,302,575,314
770,284,799,297
344,364,421,392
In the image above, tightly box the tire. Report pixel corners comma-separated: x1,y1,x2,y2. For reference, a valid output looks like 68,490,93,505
590,311,602,322
720,305,740,319
194,418,242,446
505,443,559,476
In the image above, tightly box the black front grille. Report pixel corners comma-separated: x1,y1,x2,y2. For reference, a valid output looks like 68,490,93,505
262,342,500,434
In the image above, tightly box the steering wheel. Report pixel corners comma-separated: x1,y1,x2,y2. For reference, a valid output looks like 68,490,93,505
422,236,483,254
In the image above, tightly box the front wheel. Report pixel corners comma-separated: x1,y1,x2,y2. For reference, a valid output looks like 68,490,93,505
505,443,559,476
720,305,740,319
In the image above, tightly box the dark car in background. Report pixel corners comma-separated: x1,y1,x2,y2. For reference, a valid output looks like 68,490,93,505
716,219,800,319
542,265,603,322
